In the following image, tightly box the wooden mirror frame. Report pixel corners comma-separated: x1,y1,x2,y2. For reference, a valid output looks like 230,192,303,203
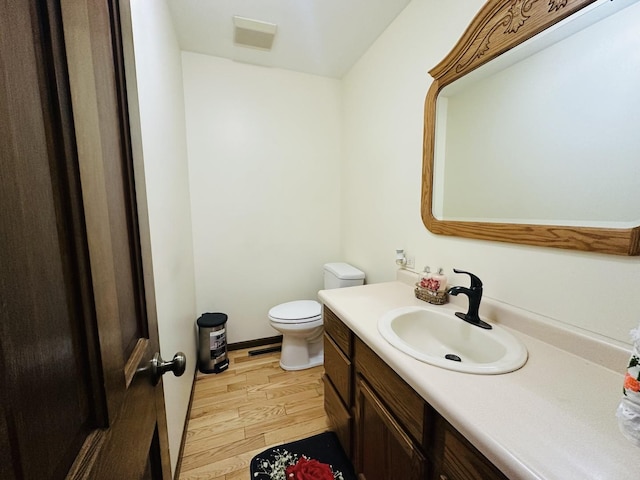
421,0,640,256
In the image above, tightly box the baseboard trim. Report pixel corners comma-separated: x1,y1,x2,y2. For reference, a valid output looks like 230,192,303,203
228,335,282,351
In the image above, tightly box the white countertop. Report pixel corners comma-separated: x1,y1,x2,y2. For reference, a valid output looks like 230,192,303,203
318,276,640,480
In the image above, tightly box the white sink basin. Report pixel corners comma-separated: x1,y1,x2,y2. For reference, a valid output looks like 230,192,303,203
378,306,527,374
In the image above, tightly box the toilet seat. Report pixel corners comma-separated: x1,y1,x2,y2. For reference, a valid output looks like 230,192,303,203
268,300,321,324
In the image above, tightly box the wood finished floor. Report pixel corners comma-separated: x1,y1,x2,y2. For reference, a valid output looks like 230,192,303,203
178,345,329,480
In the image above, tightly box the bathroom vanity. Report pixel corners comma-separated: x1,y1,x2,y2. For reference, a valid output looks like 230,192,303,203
324,305,506,480
319,275,640,479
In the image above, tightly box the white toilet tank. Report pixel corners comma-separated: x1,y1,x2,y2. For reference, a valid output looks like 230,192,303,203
323,262,365,290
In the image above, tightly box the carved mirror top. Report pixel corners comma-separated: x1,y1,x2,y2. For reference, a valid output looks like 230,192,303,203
430,0,595,83
422,0,640,255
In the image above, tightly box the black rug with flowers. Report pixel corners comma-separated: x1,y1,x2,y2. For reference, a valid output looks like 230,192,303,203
250,431,357,480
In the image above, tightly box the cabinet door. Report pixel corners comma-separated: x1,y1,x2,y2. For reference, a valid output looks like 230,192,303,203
355,337,427,445
434,419,508,480
355,377,427,480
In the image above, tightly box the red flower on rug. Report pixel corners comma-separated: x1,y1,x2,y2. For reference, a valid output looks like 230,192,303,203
285,457,334,480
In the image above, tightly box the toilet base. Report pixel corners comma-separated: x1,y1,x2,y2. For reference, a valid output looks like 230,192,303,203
280,354,323,371
278,328,324,371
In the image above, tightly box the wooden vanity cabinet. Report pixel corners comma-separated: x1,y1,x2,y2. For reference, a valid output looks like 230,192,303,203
322,306,509,480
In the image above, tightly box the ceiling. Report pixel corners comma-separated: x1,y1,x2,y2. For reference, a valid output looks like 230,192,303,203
166,0,412,78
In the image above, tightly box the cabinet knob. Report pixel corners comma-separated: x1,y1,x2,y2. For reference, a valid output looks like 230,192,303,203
439,475,449,480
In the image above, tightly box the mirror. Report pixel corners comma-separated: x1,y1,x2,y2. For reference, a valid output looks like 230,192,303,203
422,0,640,255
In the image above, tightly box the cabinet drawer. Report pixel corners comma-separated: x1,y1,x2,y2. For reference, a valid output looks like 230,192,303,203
324,307,352,356
323,375,352,457
324,333,351,405
355,337,430,447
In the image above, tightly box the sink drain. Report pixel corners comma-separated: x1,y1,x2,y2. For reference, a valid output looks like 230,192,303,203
444,354,462,362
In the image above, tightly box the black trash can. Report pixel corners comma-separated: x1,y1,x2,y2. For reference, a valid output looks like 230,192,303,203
196,312,229,373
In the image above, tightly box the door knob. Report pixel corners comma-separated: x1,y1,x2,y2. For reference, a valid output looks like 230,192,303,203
150,352,186,385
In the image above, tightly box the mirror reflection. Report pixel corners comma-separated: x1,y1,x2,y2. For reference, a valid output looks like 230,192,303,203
432,0,640,228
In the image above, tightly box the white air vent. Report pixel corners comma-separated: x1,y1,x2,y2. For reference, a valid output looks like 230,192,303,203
233,16,277,51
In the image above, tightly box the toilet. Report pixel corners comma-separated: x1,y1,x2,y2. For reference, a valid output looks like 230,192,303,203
268,262,365,371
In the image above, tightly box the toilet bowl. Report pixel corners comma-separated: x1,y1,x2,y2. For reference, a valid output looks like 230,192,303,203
268,300,323,371
268,263,365,371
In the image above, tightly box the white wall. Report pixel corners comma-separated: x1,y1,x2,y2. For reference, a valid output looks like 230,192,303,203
182,53,342,343
129,1,197,475
342,0,640,345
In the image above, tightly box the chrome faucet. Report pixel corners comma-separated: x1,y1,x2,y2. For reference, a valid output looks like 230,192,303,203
448,269,492,329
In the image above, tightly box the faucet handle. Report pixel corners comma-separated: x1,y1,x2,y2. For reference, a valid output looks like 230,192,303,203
453,269,483,289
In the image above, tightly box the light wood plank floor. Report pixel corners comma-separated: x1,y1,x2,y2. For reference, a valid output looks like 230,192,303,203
178,345,330,480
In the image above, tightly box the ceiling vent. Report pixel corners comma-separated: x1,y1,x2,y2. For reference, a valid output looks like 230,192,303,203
232,16,277,51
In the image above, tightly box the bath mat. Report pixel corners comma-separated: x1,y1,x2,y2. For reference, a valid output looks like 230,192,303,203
250,431,356,479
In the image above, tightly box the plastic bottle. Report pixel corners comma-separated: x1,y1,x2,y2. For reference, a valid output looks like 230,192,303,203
418,266,431,289
429,268,448,292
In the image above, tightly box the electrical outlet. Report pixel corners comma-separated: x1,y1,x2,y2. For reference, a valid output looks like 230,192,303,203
405,255,415,269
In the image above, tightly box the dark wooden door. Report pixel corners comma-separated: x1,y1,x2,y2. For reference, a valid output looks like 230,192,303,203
1,1,173,479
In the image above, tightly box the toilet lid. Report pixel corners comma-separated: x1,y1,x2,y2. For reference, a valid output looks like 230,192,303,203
269,300,321,323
